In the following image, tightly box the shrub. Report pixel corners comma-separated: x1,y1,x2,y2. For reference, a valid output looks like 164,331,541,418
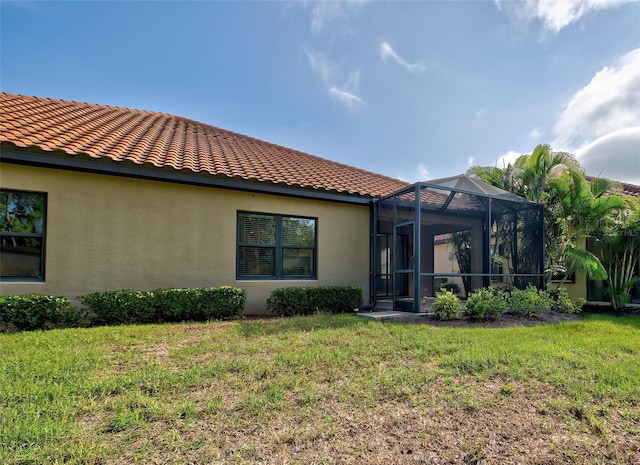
79,290,154,326
465,287,507,321
548,287,585,314
266,286,362,316
0,294,81,331
80,286,246,326
439,282,460,295
509,285,552,317
153,287,246,322
431,289,462,320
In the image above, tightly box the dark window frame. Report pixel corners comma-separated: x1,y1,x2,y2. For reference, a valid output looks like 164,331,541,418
0,188,47,282
550,270,576,284
237,211,317,280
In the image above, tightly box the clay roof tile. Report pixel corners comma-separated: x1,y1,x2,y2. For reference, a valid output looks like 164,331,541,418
0,92,409,197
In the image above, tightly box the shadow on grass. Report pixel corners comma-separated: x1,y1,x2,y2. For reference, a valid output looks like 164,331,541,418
235,313,375,338
581,312,640,329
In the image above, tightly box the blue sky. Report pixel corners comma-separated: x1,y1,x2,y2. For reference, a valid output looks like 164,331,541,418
2,1,639,184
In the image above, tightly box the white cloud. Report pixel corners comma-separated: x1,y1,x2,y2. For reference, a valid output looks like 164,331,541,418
495,0,634,33
529,128,542,139
575,127,640,185
328,86,365,106
467,157,475,168
310,1,345,32
302,46,331,83
380,41,425,73
398,162,431,183
475,107,487,119
303,45,364,108
416,162,431,182
305,0,367,33
544,48,640,186
553,48,640,151
495,150,522,168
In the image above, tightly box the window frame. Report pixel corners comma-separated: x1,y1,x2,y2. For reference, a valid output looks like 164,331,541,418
0,188,47,282
236,211,317,280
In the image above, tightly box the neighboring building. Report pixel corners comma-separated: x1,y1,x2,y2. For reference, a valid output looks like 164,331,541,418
0,93,545,313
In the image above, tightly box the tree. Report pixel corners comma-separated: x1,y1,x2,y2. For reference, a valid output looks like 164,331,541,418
594,196,640,311
468,144,580,287
468,145,625,288
549,172,625,284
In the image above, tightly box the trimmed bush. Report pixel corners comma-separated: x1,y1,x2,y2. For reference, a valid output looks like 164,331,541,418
266,286,362,316
431,289,462,320
153,287,246,322
79,290,154,326
0,294,81,331
509,285,552,317
465,287,507,321
80,286,246,326
548,287,585,314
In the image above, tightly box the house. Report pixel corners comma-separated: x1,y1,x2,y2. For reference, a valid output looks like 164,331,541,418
1,93,545,313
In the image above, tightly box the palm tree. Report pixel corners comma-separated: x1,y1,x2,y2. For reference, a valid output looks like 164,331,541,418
548,172,626,284
593,195,640,311
468,144,582,287
515,144,580,202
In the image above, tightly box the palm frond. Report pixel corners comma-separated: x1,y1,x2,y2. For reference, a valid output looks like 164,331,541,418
565,246,607,280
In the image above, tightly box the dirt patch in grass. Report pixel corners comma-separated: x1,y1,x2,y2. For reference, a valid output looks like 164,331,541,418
99,378,639,464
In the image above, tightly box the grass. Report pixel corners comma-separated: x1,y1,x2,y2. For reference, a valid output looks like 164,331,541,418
1,313,639,464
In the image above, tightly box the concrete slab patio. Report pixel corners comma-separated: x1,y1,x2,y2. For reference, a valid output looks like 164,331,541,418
357,310,429,322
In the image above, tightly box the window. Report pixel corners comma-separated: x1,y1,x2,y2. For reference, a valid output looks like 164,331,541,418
550,268,575,284
237,212,316,279
0,189,47,280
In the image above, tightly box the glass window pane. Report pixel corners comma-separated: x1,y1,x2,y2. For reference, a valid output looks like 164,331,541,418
282,217,315,246
283,248,314,277
238,213,276,245
0,236,43,278
239,246,275,277
0,191,45,234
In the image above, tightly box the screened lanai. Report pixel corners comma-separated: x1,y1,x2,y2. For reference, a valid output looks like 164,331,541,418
374,175,544,312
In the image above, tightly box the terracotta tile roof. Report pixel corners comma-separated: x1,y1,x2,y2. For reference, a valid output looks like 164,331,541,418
586,175,640,198
621,182,640,197
0,93,408,198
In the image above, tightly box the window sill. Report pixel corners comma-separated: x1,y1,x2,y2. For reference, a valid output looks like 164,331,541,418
0,278,45,283
236,278,318,282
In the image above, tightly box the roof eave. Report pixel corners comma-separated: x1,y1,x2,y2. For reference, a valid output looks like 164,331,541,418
0,145,376,205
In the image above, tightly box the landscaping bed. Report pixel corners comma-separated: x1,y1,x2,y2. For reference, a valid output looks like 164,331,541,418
393,310,584,328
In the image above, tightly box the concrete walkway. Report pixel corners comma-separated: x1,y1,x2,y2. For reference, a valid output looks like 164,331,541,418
357,310,429,322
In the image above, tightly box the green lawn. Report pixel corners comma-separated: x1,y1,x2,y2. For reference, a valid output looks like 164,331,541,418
1,313,638,464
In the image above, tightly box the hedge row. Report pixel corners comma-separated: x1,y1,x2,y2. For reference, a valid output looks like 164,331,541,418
266,285,362,316
1,286,246,332
80,286,247,326
0,294,81,331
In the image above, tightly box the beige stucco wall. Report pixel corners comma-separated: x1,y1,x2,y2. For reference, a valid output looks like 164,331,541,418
0,163,371,314
547,237,588,301
433,242,465,297
548,274,587,301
